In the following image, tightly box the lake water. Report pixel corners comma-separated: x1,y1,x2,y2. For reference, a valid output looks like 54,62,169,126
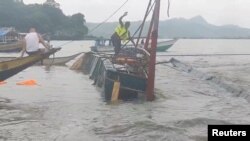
1,39,250,141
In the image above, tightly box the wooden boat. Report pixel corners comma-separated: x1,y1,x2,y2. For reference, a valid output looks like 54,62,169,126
90,39,178,52
0,41,23,52
0,48,61,81
81,47,149,101
0,27,23,52
0,52,81,66
78,0,162,101
154,39,178,52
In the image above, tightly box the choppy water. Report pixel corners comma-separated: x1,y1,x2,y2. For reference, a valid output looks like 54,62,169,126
1,39,250,141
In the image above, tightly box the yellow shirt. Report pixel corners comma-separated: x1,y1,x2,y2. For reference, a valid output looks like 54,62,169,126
115,25,129,41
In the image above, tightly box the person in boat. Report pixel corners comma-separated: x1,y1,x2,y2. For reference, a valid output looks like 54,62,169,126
20,27,50,57
111,12,135,55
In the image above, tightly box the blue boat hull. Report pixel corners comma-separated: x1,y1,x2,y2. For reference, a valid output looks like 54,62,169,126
83,53,147,101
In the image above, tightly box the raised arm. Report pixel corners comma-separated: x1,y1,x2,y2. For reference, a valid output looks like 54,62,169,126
119,12,128,26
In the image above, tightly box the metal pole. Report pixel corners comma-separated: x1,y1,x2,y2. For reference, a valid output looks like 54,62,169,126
146,0,160,101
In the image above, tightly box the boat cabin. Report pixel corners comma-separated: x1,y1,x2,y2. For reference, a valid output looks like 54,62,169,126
0,27,21,43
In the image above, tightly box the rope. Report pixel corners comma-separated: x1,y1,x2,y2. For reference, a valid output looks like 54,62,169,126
53,0,129,48
156,61,170,65
157,54,250,57
167,0,171,17
121,0,156,49
161,63,184,73
135,0,153,47
88,0,129,34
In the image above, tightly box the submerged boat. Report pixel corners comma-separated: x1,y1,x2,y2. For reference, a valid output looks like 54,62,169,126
0,52,81,66
76,0,162,101
90,39,177,52
0,48,61,81
81,47,149,101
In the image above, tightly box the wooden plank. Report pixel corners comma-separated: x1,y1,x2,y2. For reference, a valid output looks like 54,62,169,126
111,80,120,102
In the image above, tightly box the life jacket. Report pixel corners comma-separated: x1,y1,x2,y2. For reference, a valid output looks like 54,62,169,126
115,25,129,41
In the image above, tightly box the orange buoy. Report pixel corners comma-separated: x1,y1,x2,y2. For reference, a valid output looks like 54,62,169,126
16,80,37,86
0,81,7,85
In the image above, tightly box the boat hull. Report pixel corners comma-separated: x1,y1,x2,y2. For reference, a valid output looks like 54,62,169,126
0,48,60,81
82,53,147,101
104,70,146,101
155,39,178,52
0,41,23,52
156,44,173,52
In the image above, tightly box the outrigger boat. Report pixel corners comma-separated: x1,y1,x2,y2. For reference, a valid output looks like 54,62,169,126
77,0,161,101
90,39,177,52
0,48,61,81
0,52,81,66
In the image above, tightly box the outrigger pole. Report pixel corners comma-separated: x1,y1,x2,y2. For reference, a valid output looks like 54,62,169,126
146,0,161,101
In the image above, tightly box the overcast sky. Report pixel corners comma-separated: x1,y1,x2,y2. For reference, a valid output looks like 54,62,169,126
23,0,250,28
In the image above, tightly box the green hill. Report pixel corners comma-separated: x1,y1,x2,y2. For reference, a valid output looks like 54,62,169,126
0,0,88,40
87,16,250,39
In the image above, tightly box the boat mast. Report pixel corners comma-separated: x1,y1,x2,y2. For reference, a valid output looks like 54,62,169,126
146,0,161,101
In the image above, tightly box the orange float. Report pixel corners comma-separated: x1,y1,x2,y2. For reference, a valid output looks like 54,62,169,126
16,80,37,86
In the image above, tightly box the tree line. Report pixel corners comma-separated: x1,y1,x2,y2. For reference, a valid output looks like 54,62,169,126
0,0,88,40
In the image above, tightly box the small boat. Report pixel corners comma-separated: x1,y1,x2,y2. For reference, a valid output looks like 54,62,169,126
0,27,23,52
154,39,178,52
90,39,178,52
81,47,149,101
0,41,23,52
0,52,81,66
0,48,61,81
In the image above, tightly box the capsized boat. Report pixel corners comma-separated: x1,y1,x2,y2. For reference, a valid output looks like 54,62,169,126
77,0,162,101
0,48,61,81
0,52,81,66
81,47,149,101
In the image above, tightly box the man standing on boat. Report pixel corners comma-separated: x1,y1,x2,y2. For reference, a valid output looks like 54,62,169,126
111,12,135,55
20,28,50,57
